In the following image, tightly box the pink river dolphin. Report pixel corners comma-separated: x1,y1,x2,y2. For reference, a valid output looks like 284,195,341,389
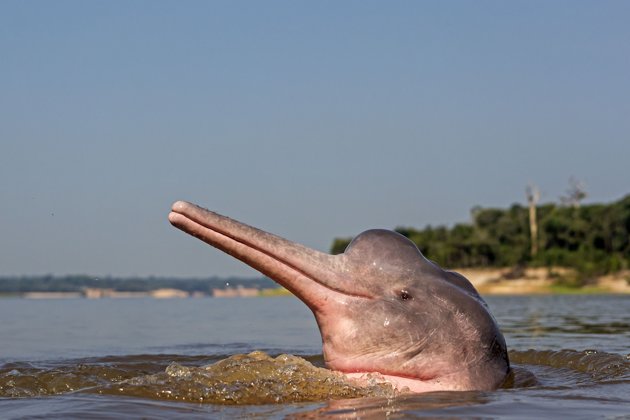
169,201,509,392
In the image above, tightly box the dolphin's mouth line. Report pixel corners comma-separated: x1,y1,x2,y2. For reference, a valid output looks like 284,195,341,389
339,368,438,382
340,370,445,393
169,209,373,301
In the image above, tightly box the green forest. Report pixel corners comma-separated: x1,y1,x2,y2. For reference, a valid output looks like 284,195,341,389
331,194,630,281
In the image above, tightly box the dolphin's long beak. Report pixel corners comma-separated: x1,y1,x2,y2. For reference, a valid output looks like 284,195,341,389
168,201,368,310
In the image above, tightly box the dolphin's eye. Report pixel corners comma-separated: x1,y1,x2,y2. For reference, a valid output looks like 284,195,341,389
400,290,412,301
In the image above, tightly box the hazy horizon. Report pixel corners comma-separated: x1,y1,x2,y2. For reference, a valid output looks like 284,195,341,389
2,1,629,277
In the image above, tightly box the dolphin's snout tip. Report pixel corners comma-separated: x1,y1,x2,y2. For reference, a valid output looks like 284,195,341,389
169,201,194,227
171,200,189,212
168,211,180,226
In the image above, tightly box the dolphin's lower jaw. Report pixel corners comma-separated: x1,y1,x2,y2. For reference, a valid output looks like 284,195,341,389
326,349,508,393
343,371,470,393
169,201,510,393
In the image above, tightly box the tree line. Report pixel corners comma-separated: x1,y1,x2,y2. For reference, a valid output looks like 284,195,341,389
331,194,630,279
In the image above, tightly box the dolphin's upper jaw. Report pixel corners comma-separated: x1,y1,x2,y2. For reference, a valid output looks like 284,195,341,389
168,202,374,310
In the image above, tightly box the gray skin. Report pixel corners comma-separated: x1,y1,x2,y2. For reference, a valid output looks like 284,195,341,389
168,201,509,392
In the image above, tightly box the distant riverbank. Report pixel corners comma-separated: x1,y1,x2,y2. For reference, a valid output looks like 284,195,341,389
4,286,285,299
2,270,628,299
457,267,630,294
0,276,278,299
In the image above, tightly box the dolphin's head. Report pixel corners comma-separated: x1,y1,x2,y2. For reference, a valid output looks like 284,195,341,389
169,201,509,392
317,229,509,391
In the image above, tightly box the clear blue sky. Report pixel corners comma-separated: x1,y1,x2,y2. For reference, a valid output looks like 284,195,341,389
1,1,629,277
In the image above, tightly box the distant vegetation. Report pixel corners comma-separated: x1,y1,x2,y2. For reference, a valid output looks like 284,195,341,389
0,275,277,294
331,194,630,283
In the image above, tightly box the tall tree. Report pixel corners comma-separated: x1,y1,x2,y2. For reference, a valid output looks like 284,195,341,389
526,184,540,257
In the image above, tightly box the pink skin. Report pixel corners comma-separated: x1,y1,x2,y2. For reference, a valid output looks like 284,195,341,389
168,201,509,393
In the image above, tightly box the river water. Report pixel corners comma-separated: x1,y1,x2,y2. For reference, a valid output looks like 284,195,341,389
0,295,628,418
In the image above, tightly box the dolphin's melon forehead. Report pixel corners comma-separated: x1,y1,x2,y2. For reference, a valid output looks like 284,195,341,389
345,229,441,274
346,229,420,256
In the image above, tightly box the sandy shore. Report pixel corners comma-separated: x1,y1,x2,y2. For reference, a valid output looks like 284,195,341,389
454,267,630,294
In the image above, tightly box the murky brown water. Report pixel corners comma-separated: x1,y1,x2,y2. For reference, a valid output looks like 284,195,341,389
0,295,629,418
0,352,398,403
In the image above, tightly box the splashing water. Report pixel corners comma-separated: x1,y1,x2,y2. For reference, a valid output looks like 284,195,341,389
1,352,398,404
1,350,628,405
99,351,398,404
